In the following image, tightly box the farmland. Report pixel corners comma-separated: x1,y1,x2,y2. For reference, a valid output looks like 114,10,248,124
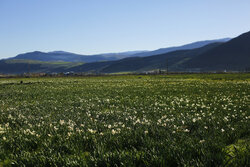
0,74,249,166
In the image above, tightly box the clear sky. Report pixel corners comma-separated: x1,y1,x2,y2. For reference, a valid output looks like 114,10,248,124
1,0,250,59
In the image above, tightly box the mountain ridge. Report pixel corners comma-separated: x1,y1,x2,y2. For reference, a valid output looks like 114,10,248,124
6,38,231,63
69,42,224,73
183,31,250,71
1,32,250,74
130,38,231,57
68,32,250,73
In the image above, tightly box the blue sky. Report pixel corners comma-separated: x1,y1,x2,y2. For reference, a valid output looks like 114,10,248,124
1,0,250,59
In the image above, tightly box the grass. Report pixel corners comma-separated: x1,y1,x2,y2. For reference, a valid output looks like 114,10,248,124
4,59,84,71
0,74,249,166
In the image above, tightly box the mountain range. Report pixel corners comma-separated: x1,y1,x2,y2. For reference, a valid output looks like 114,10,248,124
7,38,230,63
0,31,249,74
69,42,224,73
129,38,231,57
10,51,118,63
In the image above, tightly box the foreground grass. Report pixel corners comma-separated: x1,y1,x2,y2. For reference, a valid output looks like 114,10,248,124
0,74,249,166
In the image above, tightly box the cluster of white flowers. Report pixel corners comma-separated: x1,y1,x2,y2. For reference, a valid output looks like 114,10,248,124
0,125,5,134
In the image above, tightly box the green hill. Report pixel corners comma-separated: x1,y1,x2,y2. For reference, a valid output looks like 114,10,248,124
0,59,82,74
69,42,223,73
183,31,250,71
69,31,250,73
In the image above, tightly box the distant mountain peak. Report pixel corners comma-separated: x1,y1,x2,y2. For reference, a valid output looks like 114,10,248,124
48,51,75,54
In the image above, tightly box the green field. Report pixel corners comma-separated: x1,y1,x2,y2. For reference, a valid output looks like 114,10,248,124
0,74,249,166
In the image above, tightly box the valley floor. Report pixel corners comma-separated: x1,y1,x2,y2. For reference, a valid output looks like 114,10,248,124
0,74,249,166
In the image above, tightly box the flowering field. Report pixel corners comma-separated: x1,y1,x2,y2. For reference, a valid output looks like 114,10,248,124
0,74,249,166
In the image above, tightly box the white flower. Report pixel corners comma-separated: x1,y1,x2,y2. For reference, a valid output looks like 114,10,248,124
111,129,116,135
8,114,13,119
221,129,225,132
199,140,205,143
68,125,74,131
59,120,65,125
5,123,9,128
88,129,96,134
0,126,5,134
192,118,196,123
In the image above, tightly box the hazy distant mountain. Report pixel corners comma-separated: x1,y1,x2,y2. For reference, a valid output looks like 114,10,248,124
6,38,230,64
95,51,148,59
95,39,230,59
48,50,148,58
131,38,231,57
8,50,149,63
11,51,118,63
48,51,75,54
